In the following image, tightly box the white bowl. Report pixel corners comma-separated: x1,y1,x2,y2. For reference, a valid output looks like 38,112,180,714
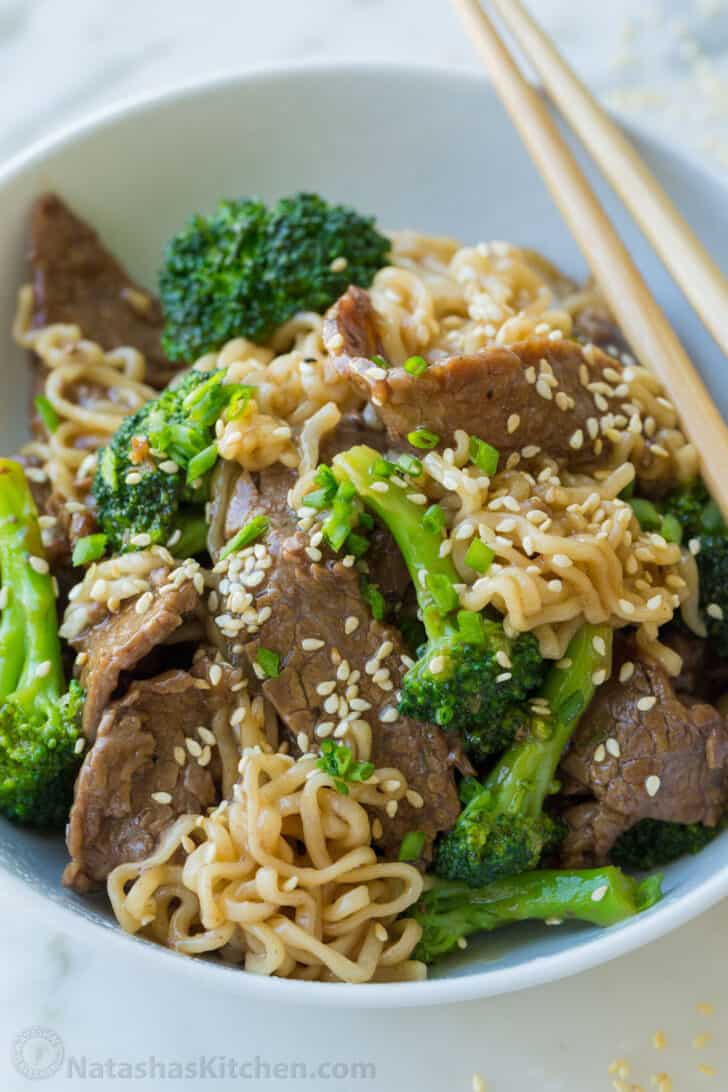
1,62,727,1008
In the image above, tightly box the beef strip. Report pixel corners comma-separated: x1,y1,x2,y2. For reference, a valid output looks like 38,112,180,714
661,626,728,704
69,571,204,740
63,653,242,892
324,286,654,470
29,193,177,390
212,465,460,859
558,645,728,867
573,303,632,359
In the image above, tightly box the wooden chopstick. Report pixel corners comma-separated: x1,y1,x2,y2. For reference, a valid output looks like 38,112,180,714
489,0,728,361
450,0,728,520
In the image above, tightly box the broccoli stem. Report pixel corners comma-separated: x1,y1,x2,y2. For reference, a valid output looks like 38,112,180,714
334,445,460,629
169,510,209,559
414,867,663,963
0,461,65,706
489,623,613,819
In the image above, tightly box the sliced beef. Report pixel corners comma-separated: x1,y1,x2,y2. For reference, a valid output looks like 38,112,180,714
29,193,177,389
661,626,728,704
69,571,204,739
325,286,647,469
558,646,728,866
213,466,459,859
246,538,459,858
63,654,243,892
573,303,632,359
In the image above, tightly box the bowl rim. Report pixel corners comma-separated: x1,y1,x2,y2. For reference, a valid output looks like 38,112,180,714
1,58,727,1008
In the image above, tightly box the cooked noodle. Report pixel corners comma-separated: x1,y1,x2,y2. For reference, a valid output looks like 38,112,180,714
108,748,425,983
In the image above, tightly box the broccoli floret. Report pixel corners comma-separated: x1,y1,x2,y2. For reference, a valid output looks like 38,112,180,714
412,867,663,964
160,193,391,361
333,445,546,760
0,460,85,827
658,480,728,654
434,624,613,886
92,368,249,553
611,817,725,871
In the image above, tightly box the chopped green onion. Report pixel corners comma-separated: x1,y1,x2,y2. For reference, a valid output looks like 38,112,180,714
398,831,426,861
425,571,459,614
256,647,280,679
404,355,428,377
660,513,683,544
361,578,386,621
72,533,107,566
397,453,423,478
316,739,375,794
370,354,389,370
469,436,499,476
346,532,370,558
422,504,446,534
304,465,338,511
34,395,59,433
186,442,219,484
371,457,397,478
407,428,440,450
464,538,495,573
628,498,661,532
302,488,329,511
219,515,269,560
457,610,485,644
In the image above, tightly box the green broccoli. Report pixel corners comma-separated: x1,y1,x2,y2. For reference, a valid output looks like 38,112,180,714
434,624,613,887
333,445,545,760
611,817,725,871
0,460,84,827
412,867,663,964
92,368,250,553
633,480,728,654
159,192,391,361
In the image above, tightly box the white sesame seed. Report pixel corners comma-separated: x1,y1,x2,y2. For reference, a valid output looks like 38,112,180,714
593,744,606,762
323,694,339,714
73,737,85,755
619,661,635,683
429,655,445,674
569,429,584,450
645,775,661,797
592,635,607,656
647,594,663,610
618,598,636,615
405,789,424,808
606,737,621,758
552,554,573,569
406,493,427,505
174,746,186,766
35,660,52,679
151,791,172,805
536,378,553,401
344,616,360,635
591,669,607,686
637,696,657,712
29,556,49,575
316,680,337,696
495,650,512,669
591,884,608,903
302,638,325,651
316,722,334,738
125,471,142,485
305,546,323,562
496,671,513,683
689,537,702,556
209,664,222,687
186,737,203,757
385,799,398,818
0,587,8,610
198,745,212,767
370,481,389,494
198,726,216,746
159,460,179,474
379,706,398,723
374,923,388,943
349,698,372,712
507,413,520,434
707,603,724,621
297,732,310,754
130,532,152,548
521,445,541,459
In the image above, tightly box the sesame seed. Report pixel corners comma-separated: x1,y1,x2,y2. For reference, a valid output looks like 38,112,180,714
507,413,520,434
198,745,212,767
159,459,179,474
619,598,636,615
297,732,310,753
552,554,573,569
569,429,584,450
344,616,359,635
349,698,372,712
593,744,606,762
606,737,621,758
385,799,398,818
406,789,424,808
472,1074,487,1092
379,706,398,723
536,378,553,400
209,664,222,686
495,650,512,669
496,671,512,683
0,587,8,609
174,746,186,765
323,694,339,714
29,556,49,574
521,445,541,459
306,546,323,562
185,738,202,757
547,579,563,593
619,661,635,683
647,594,663,610
151,791,172,805
330,255,348,272
302,638,325,651
382,778,401,793
316,722,334,738
198,726,216,746
645,774,661,797
429,655,445,674
592,669,607,686
638,696,657,712
316,680,337,696
707,603,724,620
689,537,702,556
125,472,142,485
370,481,389,494
73,738,85,755
592,635,607,656
591,884,608,902
407,493,427,505
130,532,152,547
35,660,52,679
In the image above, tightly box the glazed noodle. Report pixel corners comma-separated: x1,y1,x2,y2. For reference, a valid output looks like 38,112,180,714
13,285,155,499
108,748,425,984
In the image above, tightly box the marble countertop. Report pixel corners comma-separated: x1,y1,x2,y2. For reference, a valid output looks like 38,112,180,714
1,1,728,1089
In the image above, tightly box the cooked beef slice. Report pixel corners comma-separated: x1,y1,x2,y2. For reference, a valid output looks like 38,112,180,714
558,647,728,866
325,286,653,469
661,626,728,704
63,654,243,892
573,304,632,359
69,572,204,739
244,535,459,858
29,193,177,389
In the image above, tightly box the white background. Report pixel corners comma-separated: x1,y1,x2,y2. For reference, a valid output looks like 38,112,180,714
1,1,727,1089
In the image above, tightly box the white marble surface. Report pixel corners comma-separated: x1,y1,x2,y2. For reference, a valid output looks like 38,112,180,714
1,1,728,1089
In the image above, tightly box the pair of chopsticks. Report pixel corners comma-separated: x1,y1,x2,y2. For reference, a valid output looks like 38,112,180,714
452,0,728,519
